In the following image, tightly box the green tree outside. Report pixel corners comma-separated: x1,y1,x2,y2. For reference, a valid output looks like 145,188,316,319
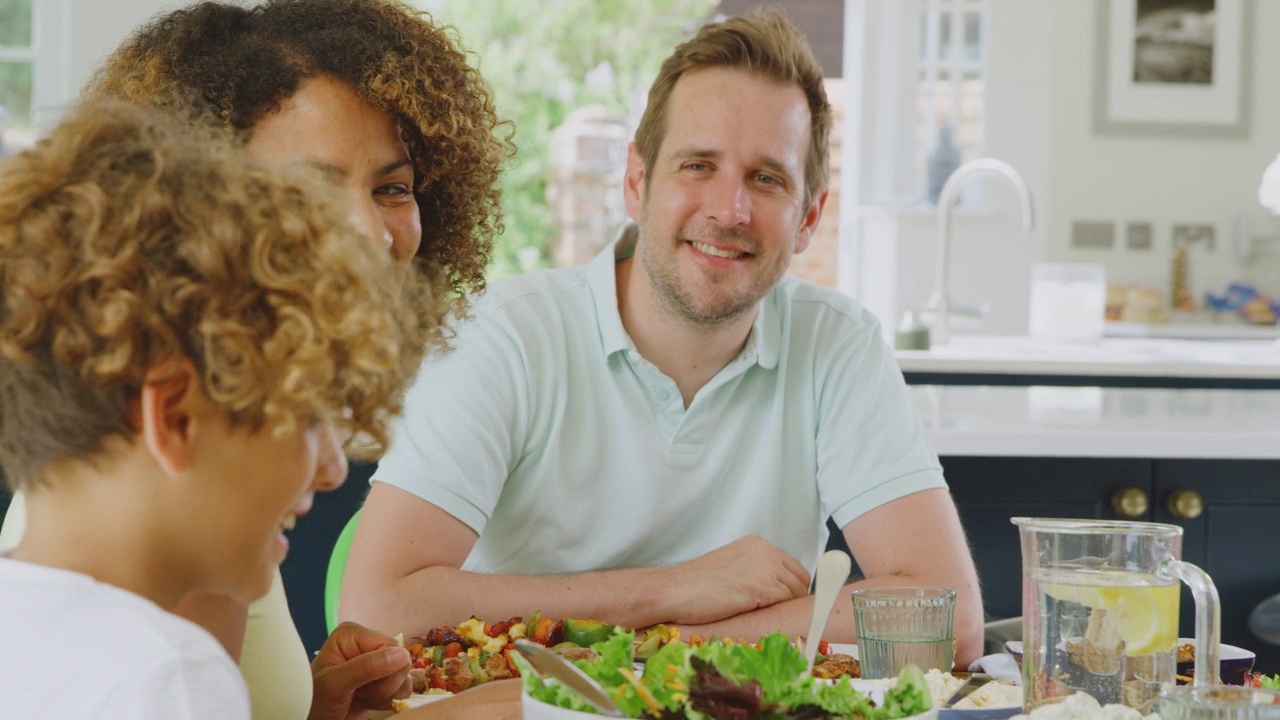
0,0,34,136
425,0,718,277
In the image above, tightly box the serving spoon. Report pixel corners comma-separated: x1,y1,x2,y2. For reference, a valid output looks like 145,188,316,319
803,549,853,670
514,639,626,717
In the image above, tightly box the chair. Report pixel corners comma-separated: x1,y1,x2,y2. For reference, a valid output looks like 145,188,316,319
324,509,361,634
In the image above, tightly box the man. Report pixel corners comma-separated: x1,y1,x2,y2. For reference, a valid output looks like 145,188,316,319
343,9,985,665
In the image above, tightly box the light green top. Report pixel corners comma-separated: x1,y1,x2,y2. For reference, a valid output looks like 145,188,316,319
376,227,946,576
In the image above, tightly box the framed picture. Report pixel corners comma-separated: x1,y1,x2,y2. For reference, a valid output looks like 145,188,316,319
1094,0,1253,138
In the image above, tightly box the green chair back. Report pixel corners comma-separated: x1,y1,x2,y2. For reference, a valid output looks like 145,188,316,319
324,509,361,634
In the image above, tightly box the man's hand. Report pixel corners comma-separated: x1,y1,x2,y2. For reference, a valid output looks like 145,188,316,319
309,621,412,720
661,535,811,625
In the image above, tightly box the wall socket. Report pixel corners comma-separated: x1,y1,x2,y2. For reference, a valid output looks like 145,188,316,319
1126,222,1153,250
1172,223,1215,249
1071,220,1115,249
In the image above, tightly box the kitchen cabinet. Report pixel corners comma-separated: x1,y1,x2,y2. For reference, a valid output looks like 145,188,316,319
941,454,1280,674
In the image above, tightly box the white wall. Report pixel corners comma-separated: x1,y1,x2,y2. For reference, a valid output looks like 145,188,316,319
849,0,1280,338
36,0,179,130
1046,0,1280,295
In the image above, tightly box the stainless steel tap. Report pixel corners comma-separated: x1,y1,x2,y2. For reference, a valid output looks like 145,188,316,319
926,159,1035,346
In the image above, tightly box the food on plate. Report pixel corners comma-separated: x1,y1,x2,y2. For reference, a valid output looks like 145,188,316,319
518,630,932,719
1246,673,1280,690
389,614,866,712
812,650,861,680
922,669,1020,710
1010,692,1156,720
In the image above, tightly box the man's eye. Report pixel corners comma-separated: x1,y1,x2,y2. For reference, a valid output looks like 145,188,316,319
755,174,779,186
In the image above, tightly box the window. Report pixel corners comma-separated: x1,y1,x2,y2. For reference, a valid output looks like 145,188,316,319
0,0,36,156
914,0,987,202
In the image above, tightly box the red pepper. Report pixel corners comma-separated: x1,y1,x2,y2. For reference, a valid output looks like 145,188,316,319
444,642,463,659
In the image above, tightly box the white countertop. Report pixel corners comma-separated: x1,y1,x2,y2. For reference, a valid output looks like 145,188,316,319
896,335,1280,379
911,385,1280,459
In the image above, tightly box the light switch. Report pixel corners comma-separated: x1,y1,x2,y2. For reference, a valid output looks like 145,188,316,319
1071,221,1115,249
1172,223,1215,249
1126,222,1153,250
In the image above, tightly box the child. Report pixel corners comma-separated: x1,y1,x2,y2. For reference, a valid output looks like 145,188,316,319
0,100,428,717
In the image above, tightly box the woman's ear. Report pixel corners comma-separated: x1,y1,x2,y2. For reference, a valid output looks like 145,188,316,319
137,358,203,477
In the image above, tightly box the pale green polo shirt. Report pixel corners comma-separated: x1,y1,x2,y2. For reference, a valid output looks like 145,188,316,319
375,228,946,576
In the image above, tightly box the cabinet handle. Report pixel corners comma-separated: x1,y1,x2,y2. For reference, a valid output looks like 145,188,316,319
1111,487,1149,518
1167,489,1204,520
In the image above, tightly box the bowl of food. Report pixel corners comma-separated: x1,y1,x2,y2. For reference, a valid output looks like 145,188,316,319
518,631,938,719
1176,638,1257,686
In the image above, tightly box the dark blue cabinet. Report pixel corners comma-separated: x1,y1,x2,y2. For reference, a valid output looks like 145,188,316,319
944,455,1280,674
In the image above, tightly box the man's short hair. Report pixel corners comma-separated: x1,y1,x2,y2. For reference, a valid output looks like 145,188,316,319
632,8,833,206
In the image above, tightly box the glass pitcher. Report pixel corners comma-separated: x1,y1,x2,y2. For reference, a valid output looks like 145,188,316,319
1013,518,1221,713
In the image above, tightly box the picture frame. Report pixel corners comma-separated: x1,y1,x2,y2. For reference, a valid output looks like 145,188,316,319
1093,0,1253,138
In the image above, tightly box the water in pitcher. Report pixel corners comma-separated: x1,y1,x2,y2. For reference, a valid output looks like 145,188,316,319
1025,567,1180,713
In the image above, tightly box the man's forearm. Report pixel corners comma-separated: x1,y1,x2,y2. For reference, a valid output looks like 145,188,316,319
343,564,688,638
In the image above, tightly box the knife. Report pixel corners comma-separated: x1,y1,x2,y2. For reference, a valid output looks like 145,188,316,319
944,673,994,708
514,639,626,717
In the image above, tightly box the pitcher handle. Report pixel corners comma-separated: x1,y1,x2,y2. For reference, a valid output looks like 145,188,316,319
1163,559,1221,687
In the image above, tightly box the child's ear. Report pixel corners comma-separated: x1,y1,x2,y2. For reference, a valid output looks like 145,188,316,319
137,359,202,476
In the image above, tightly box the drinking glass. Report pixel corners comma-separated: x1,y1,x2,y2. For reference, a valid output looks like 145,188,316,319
1158,686,1280,720
852,586,956,678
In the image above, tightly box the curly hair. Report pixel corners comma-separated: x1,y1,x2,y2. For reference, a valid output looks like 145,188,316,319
0,101,434,491
86,0,514,343
633,8,832,206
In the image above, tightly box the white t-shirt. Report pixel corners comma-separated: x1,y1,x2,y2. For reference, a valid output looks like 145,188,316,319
376,227,946,576
0,557,250,719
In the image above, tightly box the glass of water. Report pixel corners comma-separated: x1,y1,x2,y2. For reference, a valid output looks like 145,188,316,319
851,586,956,678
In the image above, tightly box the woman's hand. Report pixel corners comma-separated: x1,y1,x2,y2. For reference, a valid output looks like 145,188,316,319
309,621,412,720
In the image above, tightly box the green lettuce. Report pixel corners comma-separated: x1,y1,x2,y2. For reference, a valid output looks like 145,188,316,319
1260,674,1280,691
519,630,933,719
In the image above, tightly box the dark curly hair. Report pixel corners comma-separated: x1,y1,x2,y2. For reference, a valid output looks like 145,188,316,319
0,100,432,489
86,0,513,341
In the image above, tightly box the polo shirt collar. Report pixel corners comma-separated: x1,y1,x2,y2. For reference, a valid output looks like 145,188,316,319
587,222,783,371
587,224,636,358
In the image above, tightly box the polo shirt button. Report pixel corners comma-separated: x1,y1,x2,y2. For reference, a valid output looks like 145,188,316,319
654,387,669,401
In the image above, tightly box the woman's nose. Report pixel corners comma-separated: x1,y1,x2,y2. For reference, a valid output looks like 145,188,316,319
348,195,394,252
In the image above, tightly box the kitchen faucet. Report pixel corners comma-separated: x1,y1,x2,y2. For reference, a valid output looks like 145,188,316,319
926,159,1035,346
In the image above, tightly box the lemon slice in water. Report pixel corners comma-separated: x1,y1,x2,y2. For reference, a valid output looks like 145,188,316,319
1097,584,1179,656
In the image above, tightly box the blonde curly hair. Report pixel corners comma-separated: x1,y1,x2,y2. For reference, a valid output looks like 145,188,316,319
0,101,432,490
86,0,514,346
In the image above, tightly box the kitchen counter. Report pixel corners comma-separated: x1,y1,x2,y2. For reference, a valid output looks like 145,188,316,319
896,335,1280,386
911,384,1280,459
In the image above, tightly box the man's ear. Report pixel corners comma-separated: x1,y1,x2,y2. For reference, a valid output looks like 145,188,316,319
137,358,202,477
793,189,829,256
623,143,647,222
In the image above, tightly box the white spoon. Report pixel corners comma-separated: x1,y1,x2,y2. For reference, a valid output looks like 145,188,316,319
803,549,853,670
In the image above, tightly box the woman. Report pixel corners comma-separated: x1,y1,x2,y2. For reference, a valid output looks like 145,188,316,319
0,1,511,717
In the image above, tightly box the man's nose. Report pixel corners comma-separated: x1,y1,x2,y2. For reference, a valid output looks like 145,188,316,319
705,176,750,226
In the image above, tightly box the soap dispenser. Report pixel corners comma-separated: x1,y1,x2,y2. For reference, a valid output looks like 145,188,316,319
894,310,931,351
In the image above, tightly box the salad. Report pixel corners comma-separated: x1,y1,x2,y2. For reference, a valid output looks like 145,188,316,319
516,630,933,719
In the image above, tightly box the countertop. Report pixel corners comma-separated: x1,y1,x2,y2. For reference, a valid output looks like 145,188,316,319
895,335,1280,380
911,385,1280,459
